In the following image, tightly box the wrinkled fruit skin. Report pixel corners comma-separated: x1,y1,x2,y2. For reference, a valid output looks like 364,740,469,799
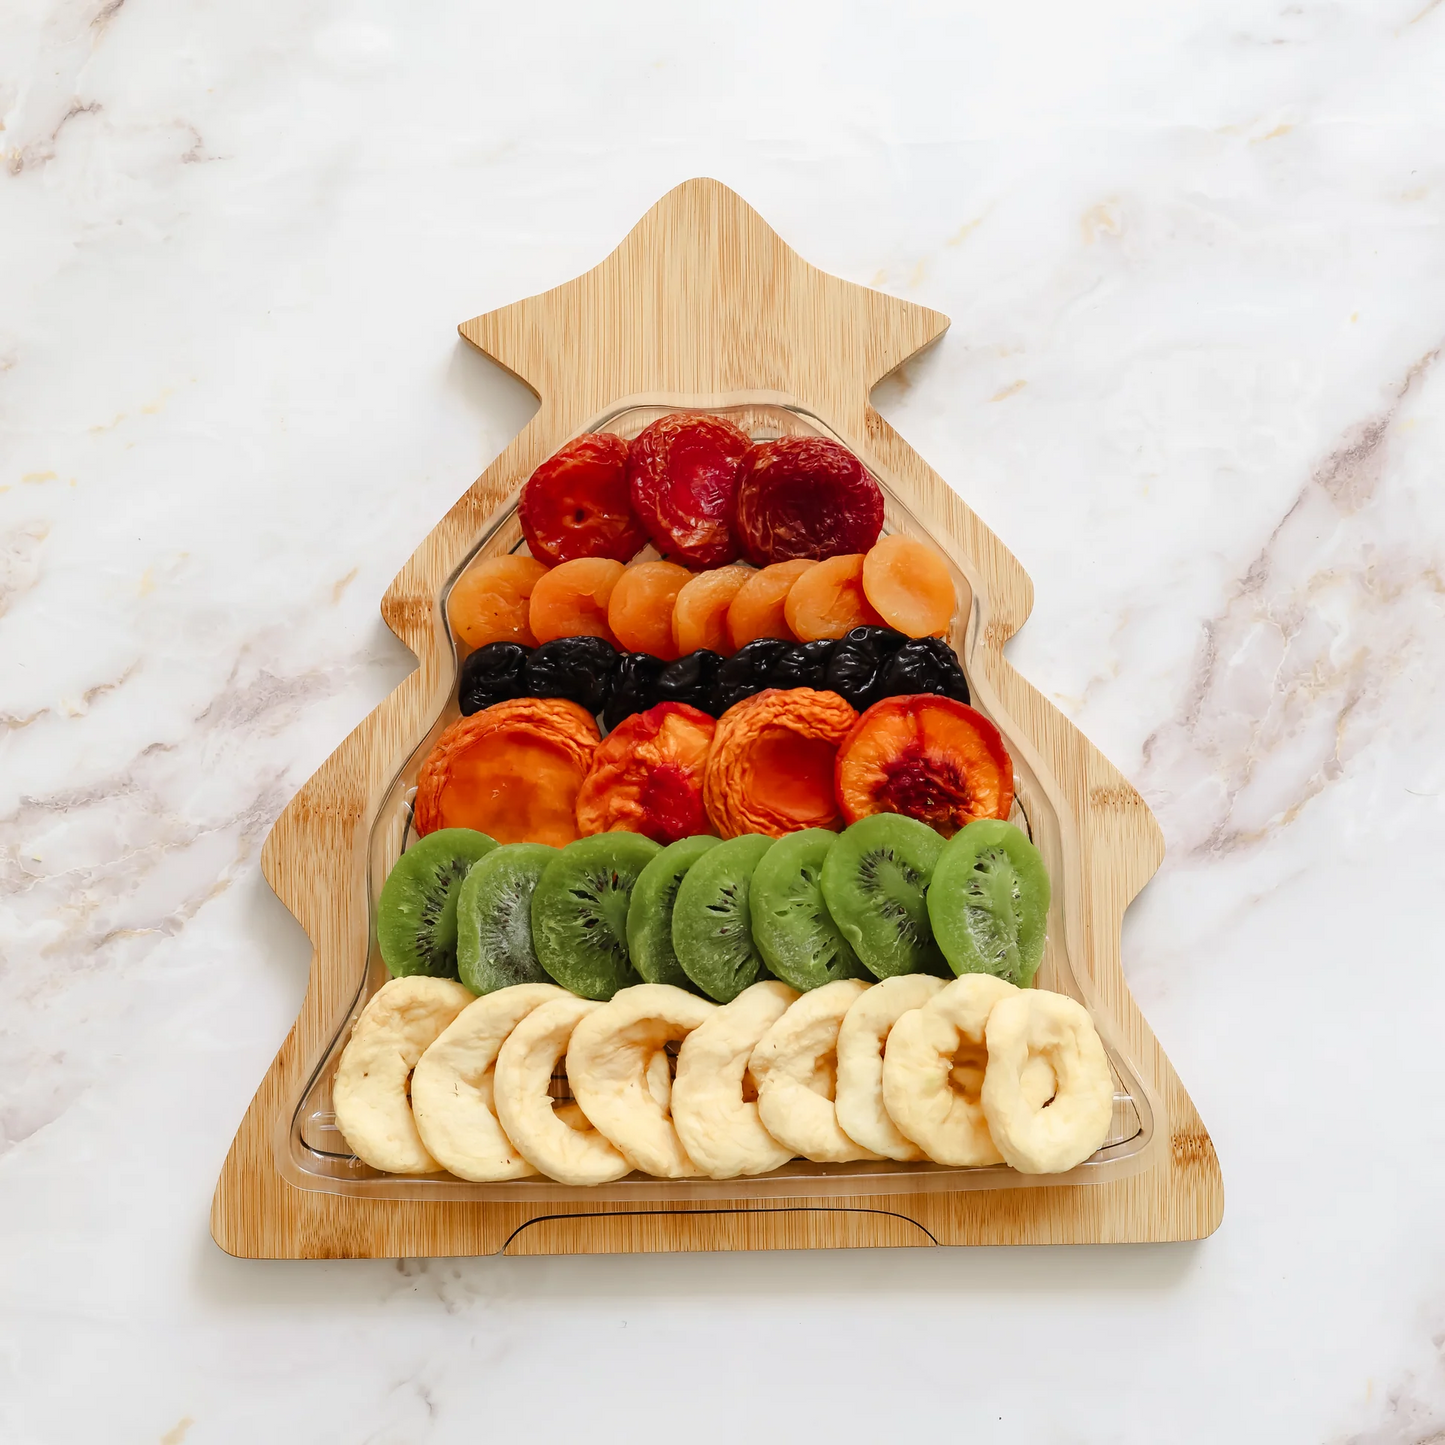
518,432,647,565
768,637,835,690
733,436,885,565
881,636,970,705
628,414,752,569
575,702,717,845
655,649,724,717
823,626,907,711
717,638,795,712
525,636,618,715
459,641,532,715
603,651,666,732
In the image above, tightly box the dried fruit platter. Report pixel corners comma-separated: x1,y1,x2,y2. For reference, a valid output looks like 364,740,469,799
211,180,1223,1258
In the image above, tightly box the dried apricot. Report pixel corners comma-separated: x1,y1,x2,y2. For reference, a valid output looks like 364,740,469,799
529,557,625,646
606,559,692,659
576,702,716,845
518,433,647,566
672,564,753,656
835,694,1013,837
861,535,956,638
628,414,751,568
414,698,600,847
447,554,549,650
783,554,883,641
726,558,816,649
733,436,885,565
704,688,859,838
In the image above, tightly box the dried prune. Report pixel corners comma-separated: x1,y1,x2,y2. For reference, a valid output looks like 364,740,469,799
518,433,647,566
655,649,724,717
824,626,908,711
603,652,666,732
733,436,885,565
718,638,794,712
767,638,835,691
525,636,618,715
628,414,751,569
458,641,532,715
881,636,970,705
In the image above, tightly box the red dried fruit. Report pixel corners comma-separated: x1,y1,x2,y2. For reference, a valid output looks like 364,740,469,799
733,436,885,566
627,414,752,569
518,433,648,566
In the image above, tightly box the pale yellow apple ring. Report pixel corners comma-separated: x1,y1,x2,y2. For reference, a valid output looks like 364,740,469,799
332,976,474,1175
493,995,631,1185
750,979,881,1163
982,990,1114,1174
410,982,569,1181
835,973,946,1161
673,980,799,1179
566,984,718,1178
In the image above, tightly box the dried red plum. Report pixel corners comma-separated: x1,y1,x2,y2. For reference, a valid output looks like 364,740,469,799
458,642,532,715
524,636,618,715
718,638,794,712
655,650,724,717
767,638,835,690
627,414,751,569
518,433,646,565
880,636,970,705
603,652,666,732
824,627,908,711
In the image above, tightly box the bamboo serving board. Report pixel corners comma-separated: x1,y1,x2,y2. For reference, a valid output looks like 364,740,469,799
211,178,1223,1258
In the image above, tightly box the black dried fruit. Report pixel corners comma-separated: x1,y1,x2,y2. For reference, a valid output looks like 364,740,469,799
718,638,794,712
656,650,724,717
603,652,666,732
768,638,835,691
880,636,970,705
824,626,908,711
840,625,907,657
458,642,532,715
525,636,618,715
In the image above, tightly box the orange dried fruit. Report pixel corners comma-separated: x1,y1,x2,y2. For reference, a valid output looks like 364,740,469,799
606,559,692,659
834,694,1013,837
575,702,716,845
704,687,858,838
528,557,625,646
783,553,883,641
672,564,753,656
861,535,956,638
447,554,549,650
726,558,817,649
413,698,600,847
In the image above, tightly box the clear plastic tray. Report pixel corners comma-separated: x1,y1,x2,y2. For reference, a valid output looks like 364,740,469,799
275,398,1160,1203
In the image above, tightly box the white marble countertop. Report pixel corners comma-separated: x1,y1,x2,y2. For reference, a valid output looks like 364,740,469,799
4,1,1445,1440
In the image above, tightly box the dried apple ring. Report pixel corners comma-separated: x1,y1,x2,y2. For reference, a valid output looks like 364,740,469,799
704,687,857,838
834,974,946,1161
672,980,799,1178
448,554,549,650
750,979,881,1163
982,990,1114,1174
410,982,569,1181
413,698,599,846
565,983,718,1178
784,553,884,641
492,995,632,1185
332,976,474,1175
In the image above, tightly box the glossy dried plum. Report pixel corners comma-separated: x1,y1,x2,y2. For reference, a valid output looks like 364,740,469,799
655,649,724,716
767,638,835,690
881,636,970,704
718,638,793,711
525,636,618,715
458,642,532,716
603,651,666,732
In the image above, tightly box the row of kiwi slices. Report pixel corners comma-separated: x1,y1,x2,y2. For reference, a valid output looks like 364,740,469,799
376,813,1050,1004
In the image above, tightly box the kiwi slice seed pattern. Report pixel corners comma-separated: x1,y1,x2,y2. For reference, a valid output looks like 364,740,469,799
377,828,498,979
749,828,866,992
671,833,776,1003
456,842,558,995
626,835,721,989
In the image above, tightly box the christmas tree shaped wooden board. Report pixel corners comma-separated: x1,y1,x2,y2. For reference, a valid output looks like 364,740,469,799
211,179,1222,1258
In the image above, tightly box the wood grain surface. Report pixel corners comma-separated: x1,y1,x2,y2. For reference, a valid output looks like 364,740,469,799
211,178,1223,1258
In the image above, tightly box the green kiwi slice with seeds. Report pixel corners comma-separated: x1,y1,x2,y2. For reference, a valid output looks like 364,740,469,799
456,842,558,995
531,832,661,1000
377,827,498,979
671,833,775,1003
626,835,720,990
748,828,867,992
819,814,948,980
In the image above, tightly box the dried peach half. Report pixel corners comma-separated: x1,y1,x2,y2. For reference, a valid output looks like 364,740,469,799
575,702,716,845
834,694,1013,837
414,698,600,847
447,554,549,650
704,687,859,838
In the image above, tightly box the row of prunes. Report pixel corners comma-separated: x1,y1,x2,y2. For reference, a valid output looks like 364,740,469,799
459,627,970,732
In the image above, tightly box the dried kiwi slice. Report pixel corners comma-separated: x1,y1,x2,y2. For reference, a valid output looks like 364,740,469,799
672,833,774,1002
819,814,947,979
928,819,1050,986
626,835,720,989
530,832,660,1000
377,828,498,978
455,842,557,994
749,828,866,992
